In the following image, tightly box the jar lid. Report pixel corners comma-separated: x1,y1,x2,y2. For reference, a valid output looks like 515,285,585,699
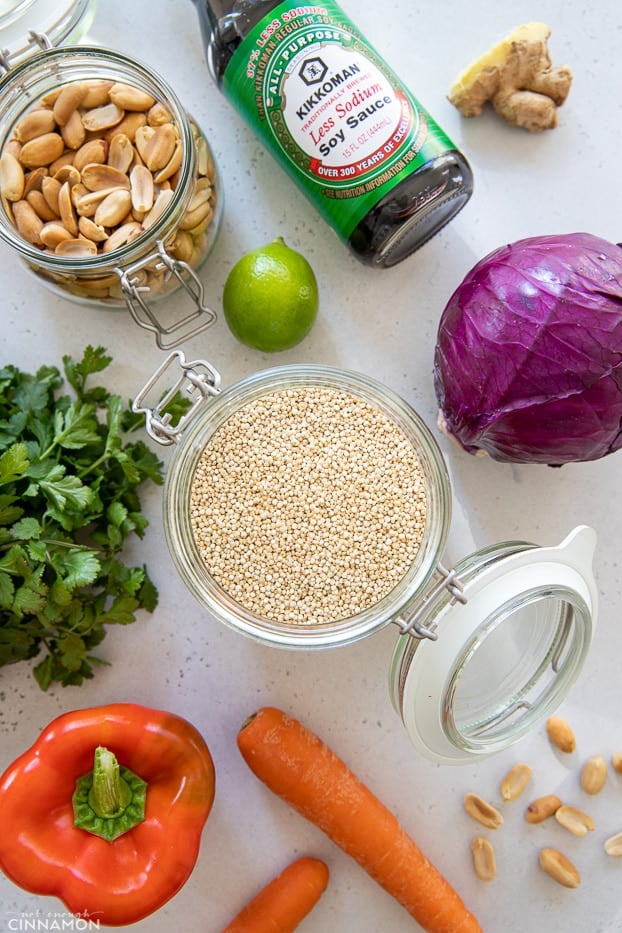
388,525,597,763
0,0,96,68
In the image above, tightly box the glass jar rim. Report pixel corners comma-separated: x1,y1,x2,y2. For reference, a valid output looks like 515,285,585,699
162,363,453,649
0,43,196,270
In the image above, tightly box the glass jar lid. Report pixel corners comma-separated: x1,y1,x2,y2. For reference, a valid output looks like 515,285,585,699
0,0,96,69
389,525,597,763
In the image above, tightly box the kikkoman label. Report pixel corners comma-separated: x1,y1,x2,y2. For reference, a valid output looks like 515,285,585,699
223,1,456,241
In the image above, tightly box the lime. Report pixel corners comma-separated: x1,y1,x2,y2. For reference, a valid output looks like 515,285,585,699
222,237,319,352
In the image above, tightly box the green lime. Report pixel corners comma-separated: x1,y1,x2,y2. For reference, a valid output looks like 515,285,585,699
222,237,319,352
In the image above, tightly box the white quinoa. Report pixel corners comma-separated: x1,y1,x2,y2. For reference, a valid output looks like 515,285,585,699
189,386,427,625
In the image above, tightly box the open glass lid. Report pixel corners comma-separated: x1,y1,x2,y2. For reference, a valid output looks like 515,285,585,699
0,0,96,69
389,525,598,764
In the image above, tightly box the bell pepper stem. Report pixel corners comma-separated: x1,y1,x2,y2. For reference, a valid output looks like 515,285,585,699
73,746,147,842
89,746,132,817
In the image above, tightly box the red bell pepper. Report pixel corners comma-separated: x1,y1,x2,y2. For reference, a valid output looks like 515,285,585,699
0,703,215,925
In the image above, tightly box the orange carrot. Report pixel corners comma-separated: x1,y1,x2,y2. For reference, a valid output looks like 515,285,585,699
237,707,483,933
219,856,329,933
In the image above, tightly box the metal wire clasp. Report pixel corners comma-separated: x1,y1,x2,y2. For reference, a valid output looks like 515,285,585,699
115,241,217,350
132,349,221,446
395,562,468,641
0,30,53,75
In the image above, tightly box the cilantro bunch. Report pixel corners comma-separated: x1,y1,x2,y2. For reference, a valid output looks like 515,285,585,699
0,346,163,689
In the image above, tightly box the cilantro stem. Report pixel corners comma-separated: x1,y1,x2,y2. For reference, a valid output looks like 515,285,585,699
77,450,110,480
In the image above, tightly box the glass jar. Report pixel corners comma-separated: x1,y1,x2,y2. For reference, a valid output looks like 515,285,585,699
0,44,223,348
134,352,598,762
0,0,97,69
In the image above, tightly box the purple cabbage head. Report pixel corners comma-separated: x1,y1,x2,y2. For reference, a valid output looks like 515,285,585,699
433,232,622,465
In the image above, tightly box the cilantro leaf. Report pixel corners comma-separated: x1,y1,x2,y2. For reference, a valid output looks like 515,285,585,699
38,466,93,511
0,347,163,689
0,443,29,485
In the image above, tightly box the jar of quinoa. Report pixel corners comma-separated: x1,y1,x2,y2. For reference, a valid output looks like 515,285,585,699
135,353,599,763
0,38,222,347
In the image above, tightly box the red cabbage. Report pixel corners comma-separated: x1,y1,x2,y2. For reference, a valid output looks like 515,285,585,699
433,232,622,465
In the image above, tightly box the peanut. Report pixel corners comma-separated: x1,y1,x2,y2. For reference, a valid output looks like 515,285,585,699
41,176,61,214
12,200,43,245
546,715,576,753
94,188,132,228
54,164,81,188
524,793,562,824
53,82,88,126
500,763,532,801
129,164,154,213
142,188,175,228
26,190,57,223
78,215,109,243
60,109,86,150
19,133,64,168
1,78,219,304
140,123,177,172
81,81,113,109
604,832,622,857
81,163,131,192
109,83,156,111
73,138,109,172
154,139,182,184
108,134,135,174
0,152,25,201
13,109,56,143
464,793,504,830
40,222,74,249
539,848,580,888
148,101,173,126
554,804,595,837
470,837,496,882
58,182,78,236
580,754,607,795
55,237,98,257
23,166,47,198
81,102,124,132
611,753,622,774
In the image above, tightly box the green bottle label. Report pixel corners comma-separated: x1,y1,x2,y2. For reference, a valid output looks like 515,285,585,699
223,1,457,241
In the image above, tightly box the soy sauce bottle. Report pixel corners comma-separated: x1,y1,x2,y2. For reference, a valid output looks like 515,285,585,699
192,0,473,267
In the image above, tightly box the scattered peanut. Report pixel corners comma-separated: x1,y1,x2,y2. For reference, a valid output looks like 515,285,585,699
546,715,576,753
0,78,218,304
470,837,496,882
464,793,504,830
539,848,581,888
500,762,532,801
524,794,562,824
464,725,622,898
554,804,595,837
580,754,608,795
604,832,622,857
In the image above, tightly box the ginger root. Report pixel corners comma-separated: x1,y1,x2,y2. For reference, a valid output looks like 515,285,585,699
448,22,573,131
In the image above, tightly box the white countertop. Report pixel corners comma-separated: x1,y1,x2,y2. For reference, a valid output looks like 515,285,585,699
1,1,622,931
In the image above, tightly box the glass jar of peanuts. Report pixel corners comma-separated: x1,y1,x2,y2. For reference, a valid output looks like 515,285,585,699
0,42,222,347
134,353,599,763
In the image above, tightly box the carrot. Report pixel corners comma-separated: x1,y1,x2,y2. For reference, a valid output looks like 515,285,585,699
237,707,483,933
219,856,329,933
